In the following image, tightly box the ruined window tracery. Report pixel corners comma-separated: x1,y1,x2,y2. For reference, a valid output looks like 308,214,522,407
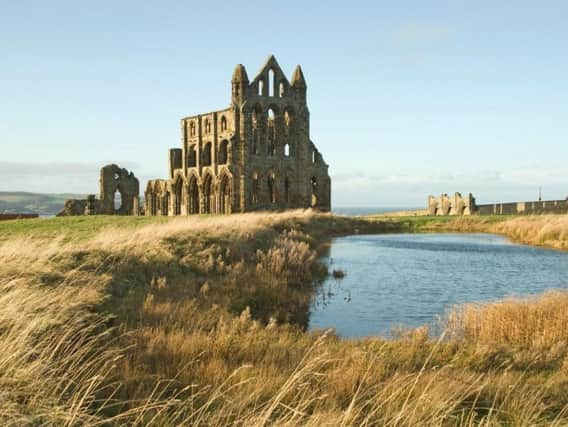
284,110,292,136
279,81,285,97
220,116,227,131
202,142,212,166
268,69,275,97
218,140,229,164
267,108,276,156
190,121,196,136
258,80,264,96
114,189,122,211
204,119,211,134
188,145,197,167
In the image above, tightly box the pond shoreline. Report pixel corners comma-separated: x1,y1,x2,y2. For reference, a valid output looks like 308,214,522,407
309,231,568,338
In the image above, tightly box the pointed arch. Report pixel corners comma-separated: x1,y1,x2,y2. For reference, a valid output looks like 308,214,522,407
258,80,264,96
219,172,232,214
218,139,229,164
188,144,197,167
173,175,183,216
202,142,212,166
267,107,276,156
279,81,286,97
187,174,199,214
268,69,275,96
202,174,214,214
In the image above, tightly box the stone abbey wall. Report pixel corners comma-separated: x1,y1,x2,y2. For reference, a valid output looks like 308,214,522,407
428,193,568,216
476,200,568,215
58,164,140,216
144,55,331,216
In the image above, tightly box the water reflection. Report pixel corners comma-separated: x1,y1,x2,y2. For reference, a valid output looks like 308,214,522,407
308,233,568,338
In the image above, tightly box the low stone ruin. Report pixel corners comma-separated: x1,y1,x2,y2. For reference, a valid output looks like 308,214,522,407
427,193,476,216
58,164,140,216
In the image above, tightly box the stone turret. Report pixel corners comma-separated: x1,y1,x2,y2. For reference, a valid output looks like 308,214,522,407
231,64,249,105
291,65,307,102
291,65,307,88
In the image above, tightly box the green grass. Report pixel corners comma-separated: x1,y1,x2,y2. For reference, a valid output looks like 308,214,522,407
0,215,170,241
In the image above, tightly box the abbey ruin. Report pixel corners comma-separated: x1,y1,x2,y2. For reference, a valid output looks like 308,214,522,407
144,55,331,215
58,164,140,216
428,192,568,216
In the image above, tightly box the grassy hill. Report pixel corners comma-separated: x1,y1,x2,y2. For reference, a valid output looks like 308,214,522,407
1,212,568,425
0,191,85,216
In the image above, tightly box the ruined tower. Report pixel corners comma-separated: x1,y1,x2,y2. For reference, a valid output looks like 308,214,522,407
145,55,331,215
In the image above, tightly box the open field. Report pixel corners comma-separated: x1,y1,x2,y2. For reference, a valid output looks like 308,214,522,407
0,191,85,217
1,212,568,425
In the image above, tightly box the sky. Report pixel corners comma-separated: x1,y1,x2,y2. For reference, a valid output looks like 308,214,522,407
1,1,567,207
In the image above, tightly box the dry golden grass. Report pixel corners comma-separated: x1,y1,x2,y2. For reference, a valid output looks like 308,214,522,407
490,215,568,249
446,291,568,348
1,212,568,425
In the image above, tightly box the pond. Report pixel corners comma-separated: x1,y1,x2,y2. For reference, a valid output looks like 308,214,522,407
308,233,568,338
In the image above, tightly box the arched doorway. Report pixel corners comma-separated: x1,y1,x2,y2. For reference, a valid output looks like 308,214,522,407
173,178,182,216
203,175,214,214
219,174,232,214
162,192,170,216
188,175,199,214
114,188,122,213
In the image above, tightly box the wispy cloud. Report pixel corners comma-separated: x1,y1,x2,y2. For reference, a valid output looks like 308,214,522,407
392,23,451,46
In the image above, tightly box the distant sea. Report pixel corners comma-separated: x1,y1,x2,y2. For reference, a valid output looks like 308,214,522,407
332,207,420,216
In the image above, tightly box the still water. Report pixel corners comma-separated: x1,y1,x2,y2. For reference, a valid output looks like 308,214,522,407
308,233,568,338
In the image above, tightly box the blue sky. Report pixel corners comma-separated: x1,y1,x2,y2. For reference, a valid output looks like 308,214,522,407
1,1,567,207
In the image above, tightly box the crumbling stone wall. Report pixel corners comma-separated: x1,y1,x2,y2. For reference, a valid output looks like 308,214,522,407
144,55,331,216
427,193,476,216
427,193,568,216
98,164,140,215
58,164,140,216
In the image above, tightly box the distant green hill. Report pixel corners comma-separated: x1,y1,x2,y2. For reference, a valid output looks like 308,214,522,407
0,192,86,217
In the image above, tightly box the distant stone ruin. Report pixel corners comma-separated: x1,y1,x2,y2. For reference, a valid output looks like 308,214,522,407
428,192,568,216
58,164,140,216
427,193,476,216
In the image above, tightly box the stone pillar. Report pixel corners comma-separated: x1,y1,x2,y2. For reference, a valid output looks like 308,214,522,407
132,196,140,216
